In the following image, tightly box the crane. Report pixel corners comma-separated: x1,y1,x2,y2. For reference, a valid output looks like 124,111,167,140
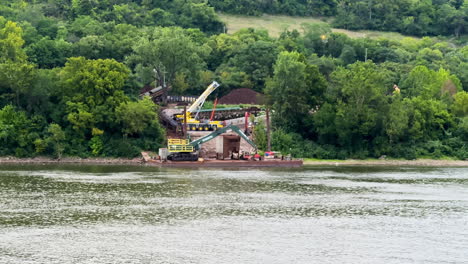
167,124,257,161
174,81,224,131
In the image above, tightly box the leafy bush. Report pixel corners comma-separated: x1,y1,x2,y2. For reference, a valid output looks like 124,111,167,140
102,138,141,158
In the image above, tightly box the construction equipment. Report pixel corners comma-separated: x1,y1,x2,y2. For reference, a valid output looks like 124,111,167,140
174,81,224,131
209,98,218,121
167,124,257,161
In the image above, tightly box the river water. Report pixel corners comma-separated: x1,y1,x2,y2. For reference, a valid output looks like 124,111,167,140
0,165,467,264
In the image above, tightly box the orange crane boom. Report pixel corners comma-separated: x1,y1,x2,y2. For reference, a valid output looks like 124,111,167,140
210,98,218,121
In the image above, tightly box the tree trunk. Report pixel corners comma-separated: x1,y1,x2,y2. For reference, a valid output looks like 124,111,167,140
266,108,271,152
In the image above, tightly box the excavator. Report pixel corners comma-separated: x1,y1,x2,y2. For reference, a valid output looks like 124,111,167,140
174,81,224,131
167,124,257,161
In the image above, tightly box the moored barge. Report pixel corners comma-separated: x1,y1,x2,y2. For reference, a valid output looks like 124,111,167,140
145,158,303,168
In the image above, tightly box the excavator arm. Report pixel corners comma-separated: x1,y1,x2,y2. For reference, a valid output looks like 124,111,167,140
190,124,257,150
167,124,256,161
187,81,220,115
174,81,223,131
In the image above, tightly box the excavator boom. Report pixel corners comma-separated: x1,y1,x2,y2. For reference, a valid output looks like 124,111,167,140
167,124,256,161
174,81,222,131
190,124,257,150
187,81,220,114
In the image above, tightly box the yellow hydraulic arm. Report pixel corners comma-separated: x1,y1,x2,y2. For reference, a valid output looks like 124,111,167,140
175,81,223,131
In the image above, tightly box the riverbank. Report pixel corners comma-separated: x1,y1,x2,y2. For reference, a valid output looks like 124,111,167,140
303,158,468,167
0,156,302,168
1,156,468,167
0,156,142,165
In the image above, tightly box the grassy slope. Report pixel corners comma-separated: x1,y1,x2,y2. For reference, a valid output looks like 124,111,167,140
219,13,415,40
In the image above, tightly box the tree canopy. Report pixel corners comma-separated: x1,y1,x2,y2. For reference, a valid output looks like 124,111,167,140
0,1,467,159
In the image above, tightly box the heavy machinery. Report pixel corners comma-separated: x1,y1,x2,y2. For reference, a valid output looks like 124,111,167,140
167,124,257,161
174,81,224,131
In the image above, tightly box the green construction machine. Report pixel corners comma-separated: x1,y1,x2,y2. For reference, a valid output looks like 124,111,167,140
167,125,257,161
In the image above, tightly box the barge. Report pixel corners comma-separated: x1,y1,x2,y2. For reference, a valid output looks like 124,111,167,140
146,159,303,168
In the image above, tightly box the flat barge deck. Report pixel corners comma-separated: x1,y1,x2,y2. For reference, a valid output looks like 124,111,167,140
146,159,303,168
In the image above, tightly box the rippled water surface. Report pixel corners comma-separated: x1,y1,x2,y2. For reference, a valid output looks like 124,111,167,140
0,165,467,263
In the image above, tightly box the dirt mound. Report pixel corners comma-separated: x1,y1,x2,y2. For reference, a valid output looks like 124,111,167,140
218,88,265,105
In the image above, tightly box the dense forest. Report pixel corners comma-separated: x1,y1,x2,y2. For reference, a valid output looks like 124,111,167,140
0,0,467,159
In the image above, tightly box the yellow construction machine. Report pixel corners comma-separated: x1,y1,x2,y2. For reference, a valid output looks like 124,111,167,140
174,81,224,131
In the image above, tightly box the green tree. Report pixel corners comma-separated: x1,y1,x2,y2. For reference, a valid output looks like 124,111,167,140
101,24,141,61
60,57,130,136
28,69,60,116
72,35,108,60
253,121,267,151
115,96,164,138
180,2,224,34
0,16,26,62
402,66,462,99
206,33,242,69
0,105,42,157
144,8,174,27
0,61,36,107
216,66,254,93
26,37,72,68
405,97,453,141
68,16,105,38
111,4,140,25
317,61,391,151
384,94,409,143
452,91,468,117
265,51,327,137
46,123,66,159
128,27,208,89
227,40,278,90
0,16,38,109
71,0,96,17
339,44,357,65
89,127,103,156
302,23,332,56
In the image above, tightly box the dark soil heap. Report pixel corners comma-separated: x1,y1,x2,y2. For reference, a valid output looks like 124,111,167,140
218,88,265,105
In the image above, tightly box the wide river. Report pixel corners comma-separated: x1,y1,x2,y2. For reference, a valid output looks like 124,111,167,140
0,165,467,264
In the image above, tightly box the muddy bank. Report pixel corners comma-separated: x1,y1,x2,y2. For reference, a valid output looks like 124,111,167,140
304,159,468,167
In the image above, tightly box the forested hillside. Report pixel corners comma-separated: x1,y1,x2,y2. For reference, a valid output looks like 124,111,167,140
210,0,468,37
0,0,467,159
